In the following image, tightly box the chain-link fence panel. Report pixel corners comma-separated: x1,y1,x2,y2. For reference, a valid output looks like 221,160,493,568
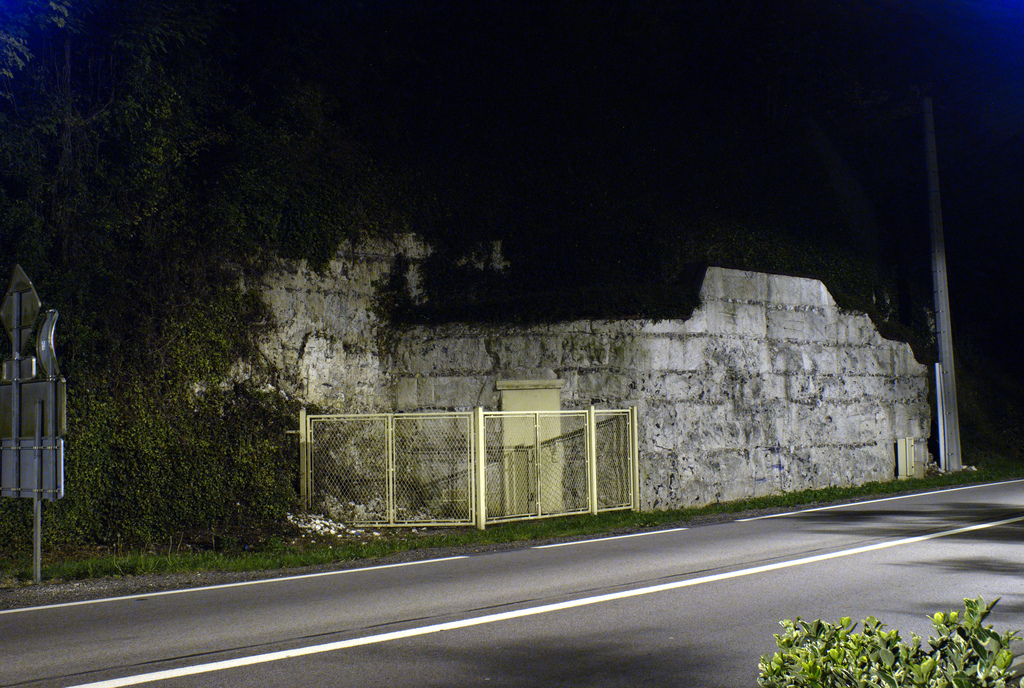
537,412,589,516
483,414,535,519
595,411,633,509
310,415,390,524
482,412,591,521
304,408,636,528
393,414,474,524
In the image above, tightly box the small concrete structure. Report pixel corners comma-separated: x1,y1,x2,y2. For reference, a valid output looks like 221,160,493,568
496,379,564,412
495,379,567,514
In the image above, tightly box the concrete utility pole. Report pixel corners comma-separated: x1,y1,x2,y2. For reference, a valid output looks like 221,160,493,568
923,97,962,472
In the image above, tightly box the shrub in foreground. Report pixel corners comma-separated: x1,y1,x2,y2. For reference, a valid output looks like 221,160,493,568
759,597,1018,687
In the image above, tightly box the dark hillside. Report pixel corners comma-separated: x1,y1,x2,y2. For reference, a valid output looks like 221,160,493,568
1,0,1021,549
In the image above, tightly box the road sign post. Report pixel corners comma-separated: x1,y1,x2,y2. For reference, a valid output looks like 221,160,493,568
1,265,66,583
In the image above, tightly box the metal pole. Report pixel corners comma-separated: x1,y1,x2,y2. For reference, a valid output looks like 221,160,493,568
34,400,43,584
934,363,947,472
630,406,640,512
12,291,21,498
33,495,41,583
474,407,486,530
923,97,962,471
386,415,395,526
533,412,541,518
587,407,598,515
298,408,309,509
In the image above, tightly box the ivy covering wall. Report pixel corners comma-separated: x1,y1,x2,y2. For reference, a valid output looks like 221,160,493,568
0,0,406,548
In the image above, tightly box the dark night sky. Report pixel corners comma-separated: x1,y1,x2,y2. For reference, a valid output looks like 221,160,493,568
258,0,1024,365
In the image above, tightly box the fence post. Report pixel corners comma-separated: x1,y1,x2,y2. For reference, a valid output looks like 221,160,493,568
387,414,396,526
630,405,640,512
474,407,487,530
298,408,310,510
588,406,598,515
533,411,542,518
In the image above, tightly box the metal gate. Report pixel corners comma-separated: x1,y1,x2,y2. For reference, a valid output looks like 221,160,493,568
299,407,638,529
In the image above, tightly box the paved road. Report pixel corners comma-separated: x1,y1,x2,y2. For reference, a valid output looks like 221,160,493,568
3,480,1023,687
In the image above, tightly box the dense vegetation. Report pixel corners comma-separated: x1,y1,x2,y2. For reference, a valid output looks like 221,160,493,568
0,0,407,547
0,1,1020,551
759,598,1018,688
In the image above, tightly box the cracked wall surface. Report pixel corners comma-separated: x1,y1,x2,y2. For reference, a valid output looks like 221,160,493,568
255,234,429,412
260,252,930,509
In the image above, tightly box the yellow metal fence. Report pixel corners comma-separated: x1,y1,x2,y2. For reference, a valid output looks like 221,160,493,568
299,407,639,529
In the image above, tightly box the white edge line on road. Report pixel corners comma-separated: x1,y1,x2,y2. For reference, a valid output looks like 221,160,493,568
0,556,469,617
533,527,689,548
64,513,1024,688
17,480,1020,616
737,479,1024,522
12,479,1021,616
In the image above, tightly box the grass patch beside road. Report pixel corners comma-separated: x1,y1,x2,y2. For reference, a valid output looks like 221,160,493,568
2,459,1022,587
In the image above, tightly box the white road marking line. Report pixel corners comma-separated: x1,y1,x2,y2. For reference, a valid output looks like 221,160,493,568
13,480,1022,617
737,479,1024,522
64,513,1024,688
0,557,469,616
533,527,689,548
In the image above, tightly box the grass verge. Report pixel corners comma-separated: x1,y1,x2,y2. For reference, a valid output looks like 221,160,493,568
2,459,1022,587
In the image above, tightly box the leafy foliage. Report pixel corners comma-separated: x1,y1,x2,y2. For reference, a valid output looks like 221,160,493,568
0,0,411,549
759,597,1019,688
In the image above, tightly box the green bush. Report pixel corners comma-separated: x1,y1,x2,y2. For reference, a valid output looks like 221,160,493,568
759,597,1019,688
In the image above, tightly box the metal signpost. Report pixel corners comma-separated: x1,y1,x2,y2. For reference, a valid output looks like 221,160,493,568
1,265,66,584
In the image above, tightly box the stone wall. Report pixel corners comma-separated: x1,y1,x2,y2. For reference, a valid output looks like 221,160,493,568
258,249,930,510
254,234,429,411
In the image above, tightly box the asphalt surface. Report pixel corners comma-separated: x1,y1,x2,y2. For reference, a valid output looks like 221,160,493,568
2,480,1023,688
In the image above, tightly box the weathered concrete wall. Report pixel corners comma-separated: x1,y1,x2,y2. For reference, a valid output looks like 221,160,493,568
255,234,429,411
388,267,929,508
259,250,930,509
